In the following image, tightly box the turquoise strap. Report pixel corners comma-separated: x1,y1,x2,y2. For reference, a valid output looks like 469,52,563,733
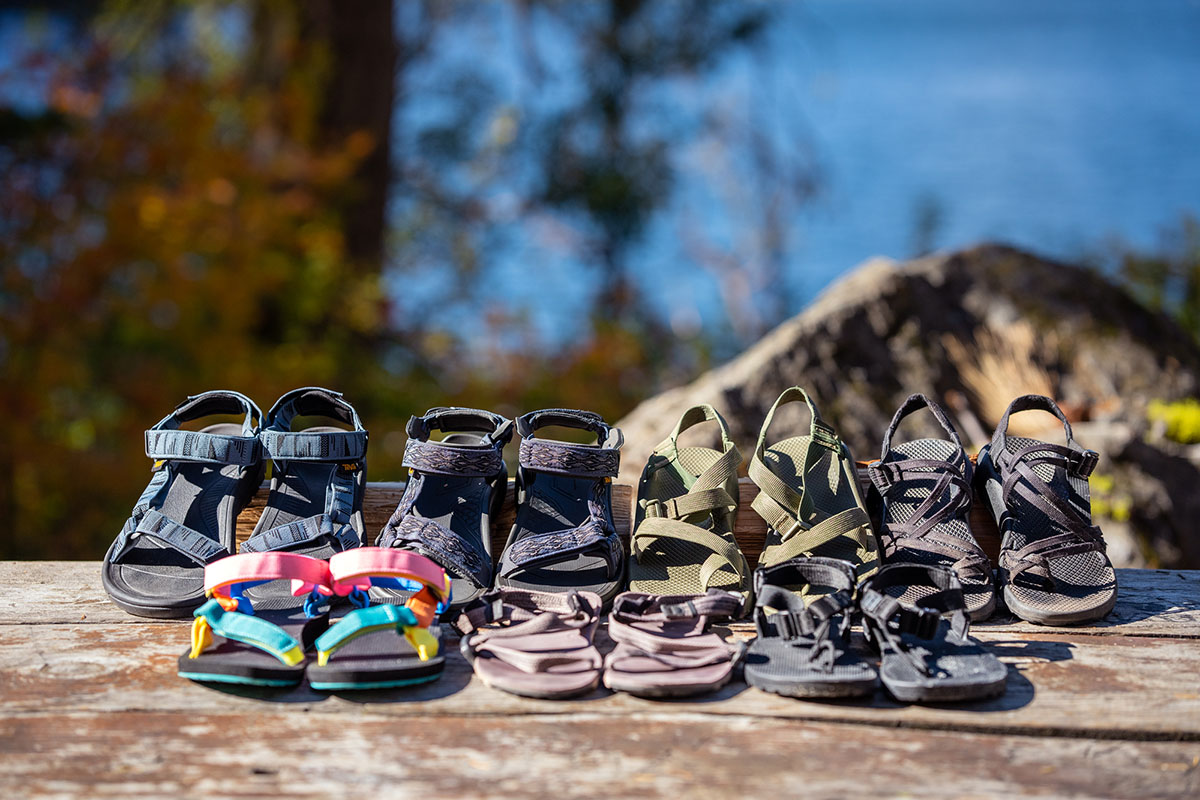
315,604,436,666
189,598,305,666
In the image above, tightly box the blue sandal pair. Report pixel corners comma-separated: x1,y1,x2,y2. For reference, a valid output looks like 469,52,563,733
102,387,368,618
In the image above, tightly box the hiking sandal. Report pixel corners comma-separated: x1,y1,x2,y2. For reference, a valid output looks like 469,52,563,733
454,587,603,699
306,548,450,691
496,409,624,605
749,387,880,592
376,407,513,611
603,589,744,698
869,393,995,621
628,405,750,612
859,563,1007,703
103,390,265,618
177,552,332,687
743,557,878,698
240,387,367,559
976,395,1117,625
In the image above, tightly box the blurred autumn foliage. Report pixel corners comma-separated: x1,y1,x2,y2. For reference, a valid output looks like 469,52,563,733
1,0,802,558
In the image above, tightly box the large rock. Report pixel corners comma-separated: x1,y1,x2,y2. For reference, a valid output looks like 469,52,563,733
618,244,1200,568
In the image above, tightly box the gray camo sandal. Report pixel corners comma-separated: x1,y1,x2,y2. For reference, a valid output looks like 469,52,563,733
103,390,264,618
603,589,744,698
240,388,367,563
496,409,625,606
376,407,513,611
869,393,995,621
743,557,878,699
860,563,1007,703
976,395,1117,625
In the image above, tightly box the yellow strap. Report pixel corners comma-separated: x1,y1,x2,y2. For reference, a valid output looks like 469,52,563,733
188,617,213,659
404,627,439,661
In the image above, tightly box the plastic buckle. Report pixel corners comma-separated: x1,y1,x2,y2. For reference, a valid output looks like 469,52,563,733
811,420,841,451
899,607,942,640
1071,449,1099,478
661,599,698,620
348,587,371,610
773,610,811,640
642,498,677,519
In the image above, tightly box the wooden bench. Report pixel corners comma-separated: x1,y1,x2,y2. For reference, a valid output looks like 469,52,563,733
2,481,1198,798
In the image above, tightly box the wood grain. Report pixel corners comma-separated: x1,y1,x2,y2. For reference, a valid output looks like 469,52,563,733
2,712,1196,800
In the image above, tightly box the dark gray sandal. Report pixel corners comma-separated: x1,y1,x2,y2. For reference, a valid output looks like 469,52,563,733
241,387,367,561
743,557,878,699
860,564,1007,703
496,409,625,606
102,390,264,618
869,393,995,620
376,407,513,611
976,395,1117,625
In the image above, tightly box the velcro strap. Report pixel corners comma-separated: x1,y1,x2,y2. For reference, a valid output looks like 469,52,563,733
239,513,359,554
519,438,619,478
144,429,260,466
260,429,367,462
380,514,490,587
502,519,619,573
660,591,742,621
132,509,227,565
403,438,503,477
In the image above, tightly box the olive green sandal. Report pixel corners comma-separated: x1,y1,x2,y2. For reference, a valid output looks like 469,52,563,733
749,387,880,595
628,405,750,613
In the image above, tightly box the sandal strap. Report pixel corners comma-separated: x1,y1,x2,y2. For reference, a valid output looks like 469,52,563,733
114,508,227,566
204,551,333,609
239,512,360,555
859,563,969,648
631,519,746,589
144,390,262,466
516,408,622,478
187,598,305,666
453,588,600,636
757,506,872,564
752,556,857,671
401,407,511,477
499,517,621,578
378,512,491,589
261,387,367,463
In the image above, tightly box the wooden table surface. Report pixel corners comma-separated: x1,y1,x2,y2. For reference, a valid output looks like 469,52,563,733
2,561,1199,799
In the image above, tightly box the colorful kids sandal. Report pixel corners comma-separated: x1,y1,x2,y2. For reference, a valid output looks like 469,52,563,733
177,551,332,687
743,557,878,699
870,393,995,620
240,388,367,558
859,563,1007,703
376,407,512,611
454,587,604,699
603,589,744,698
628,405,750,613
103,390,264,618
749,387,879,590
306,547,450,690
976,395,1117,625
496,409,625,606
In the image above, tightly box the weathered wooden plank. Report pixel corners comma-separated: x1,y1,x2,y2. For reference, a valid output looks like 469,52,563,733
1,712,1196,800
2,621,1198,740
6,562,1195,639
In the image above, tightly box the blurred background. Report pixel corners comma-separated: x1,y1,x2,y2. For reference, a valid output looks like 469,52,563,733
2,0,1199,561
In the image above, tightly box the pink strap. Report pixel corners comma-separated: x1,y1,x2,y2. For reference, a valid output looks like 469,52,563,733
204,552,333,600
328,547,451,602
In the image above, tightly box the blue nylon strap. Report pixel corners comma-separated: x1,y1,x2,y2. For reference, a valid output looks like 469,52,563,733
260,429,368,462
239,513,360,554
193,598,304,665
144,429,261,466
116,508,227,565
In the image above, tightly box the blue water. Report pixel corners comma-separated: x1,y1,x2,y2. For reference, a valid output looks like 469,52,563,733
412,0,1200,346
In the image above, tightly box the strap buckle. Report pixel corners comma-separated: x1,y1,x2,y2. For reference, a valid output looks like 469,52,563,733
867,460,900,491
772,609,813,640
898,606,942,640
1069,449,1099,478
811,419,841,451
641,497,678,519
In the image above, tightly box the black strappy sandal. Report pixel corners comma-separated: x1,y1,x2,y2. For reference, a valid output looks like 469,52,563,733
743,557,878,699
496,409,625,606
376,407,513,612
859,564,1007,703
869,393,995,620
976,395,1117,625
